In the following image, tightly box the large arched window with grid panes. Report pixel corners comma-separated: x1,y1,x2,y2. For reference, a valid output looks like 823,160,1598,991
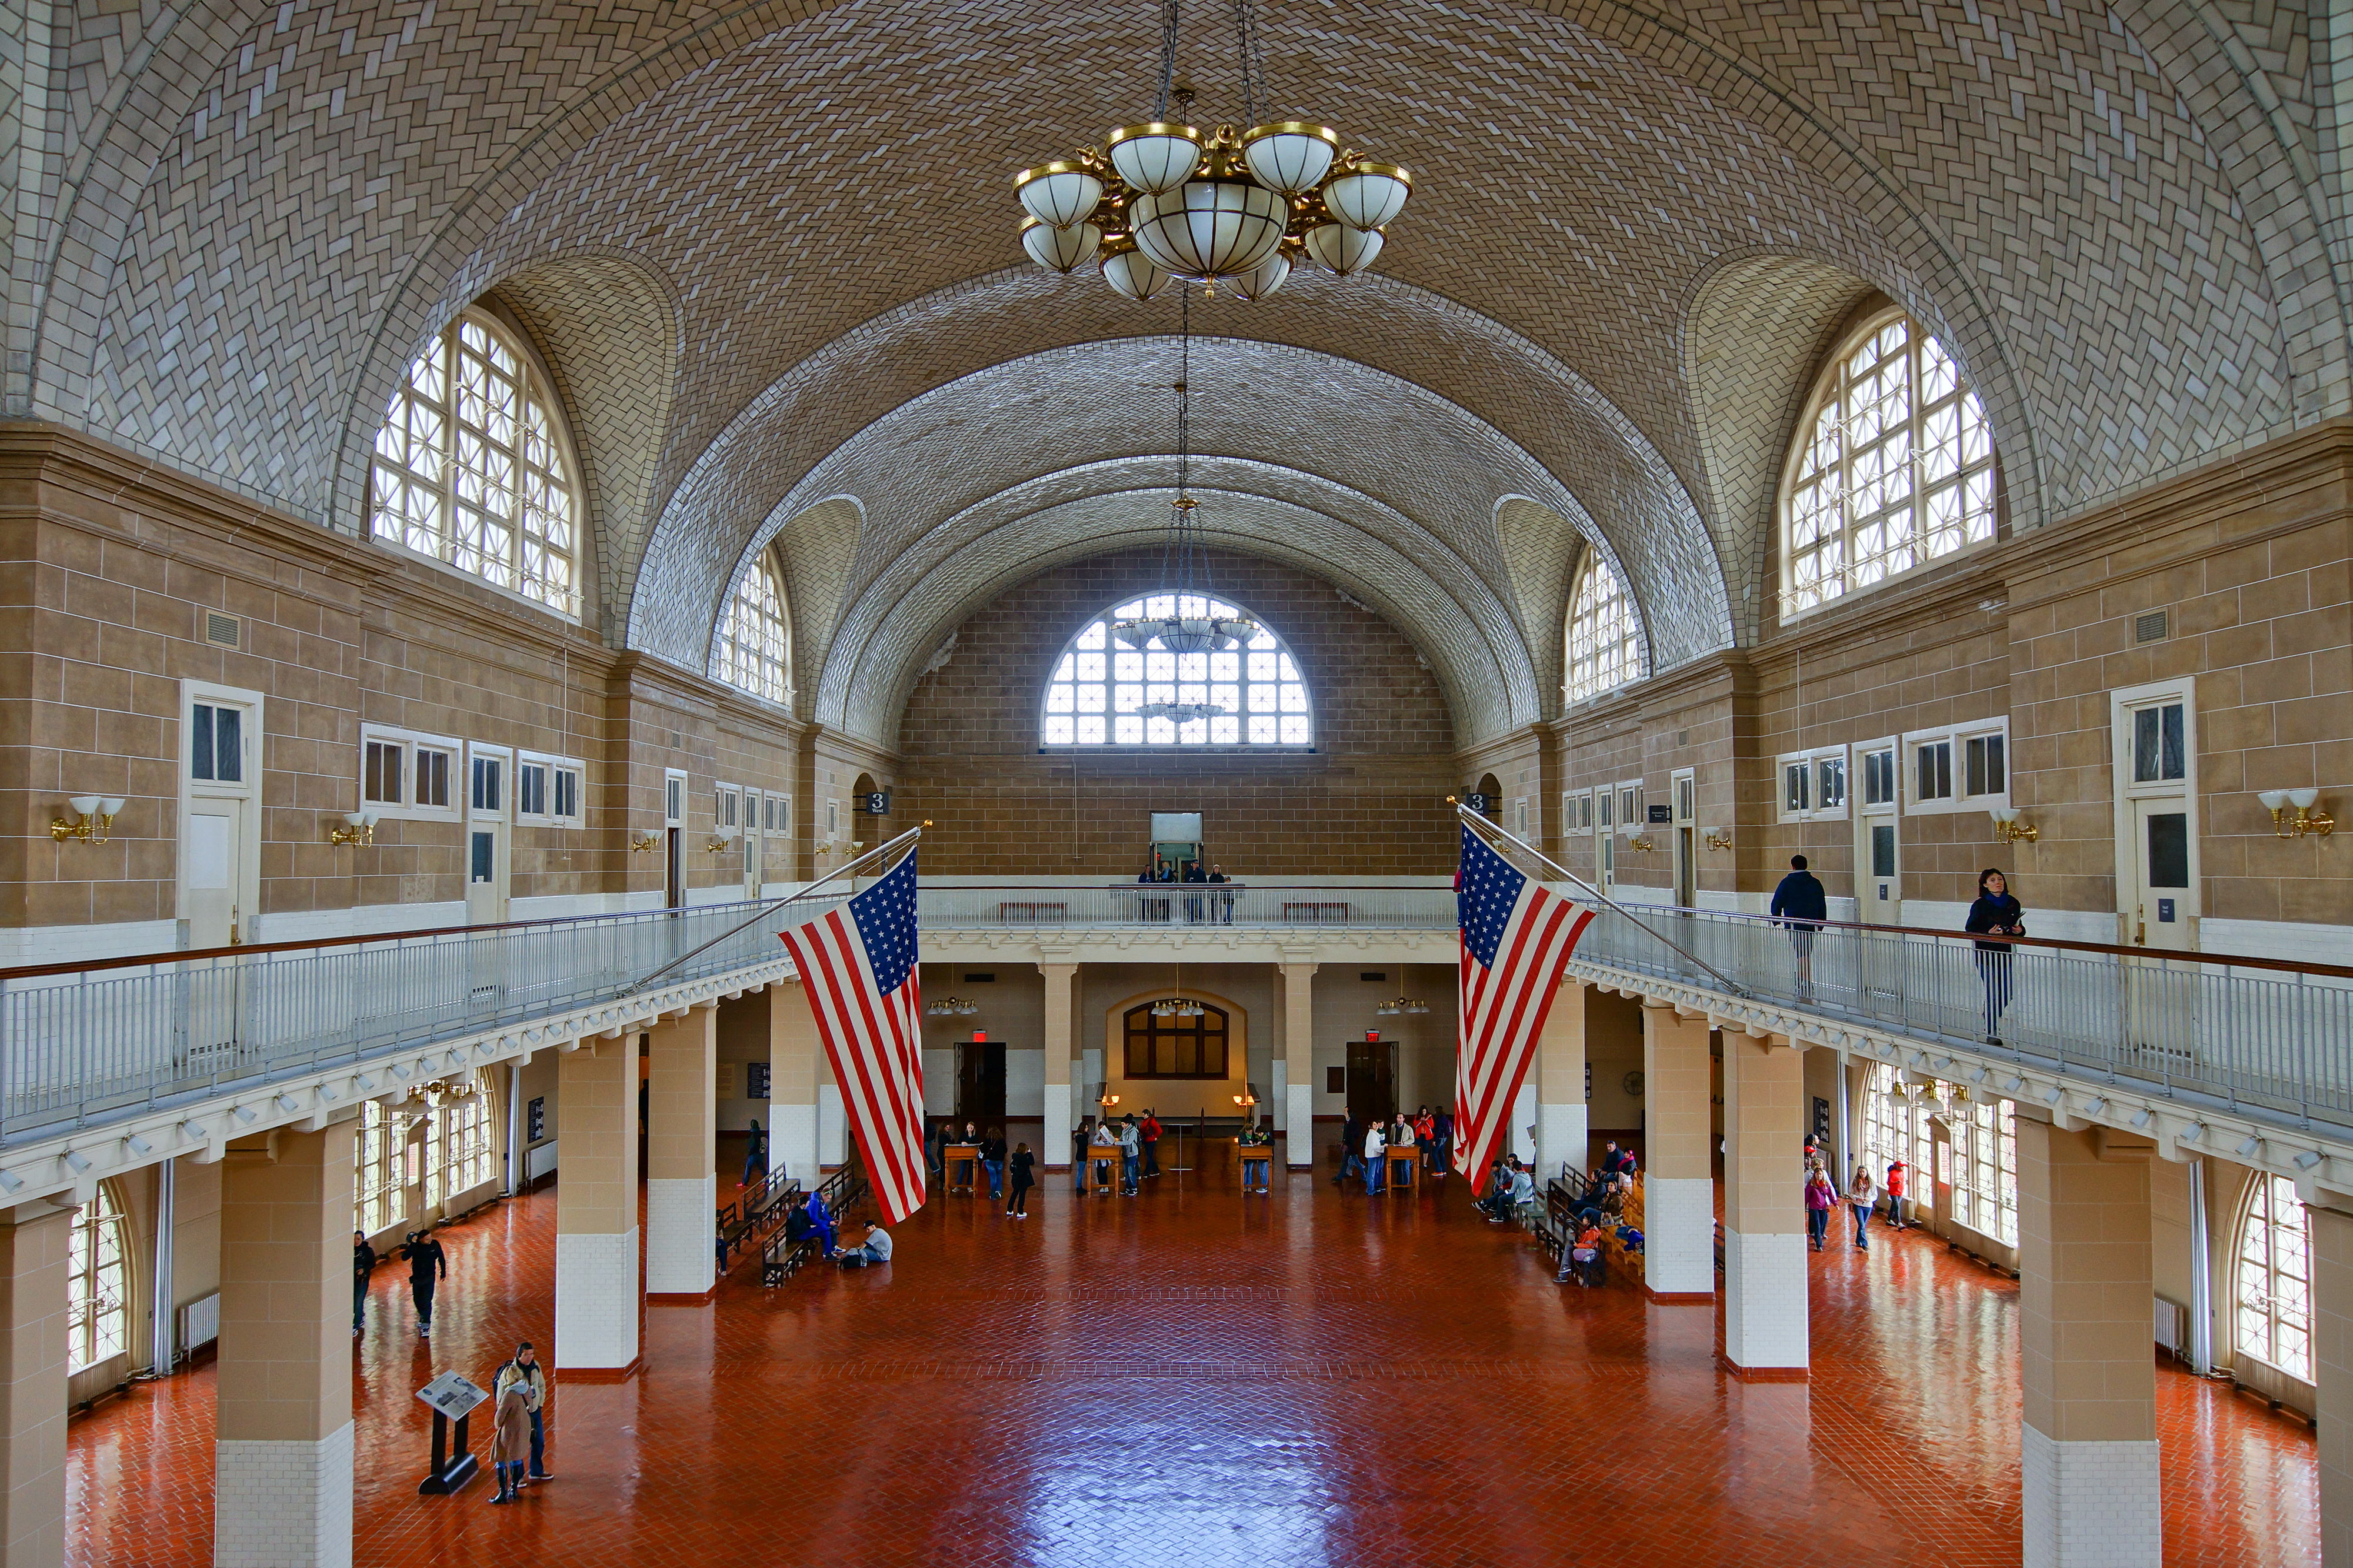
1041,593,1311,748
68,1182,128,1373
2235,1173,2311,1380
1563,552,1639,705
370,308,583,619
1779,308,1998,620
719,550,792,705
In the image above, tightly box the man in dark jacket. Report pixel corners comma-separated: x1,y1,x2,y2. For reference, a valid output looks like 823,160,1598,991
1335,1115,1363,1186
353,1231,376,1338
402,1228,448,1337
1769,853,1829,999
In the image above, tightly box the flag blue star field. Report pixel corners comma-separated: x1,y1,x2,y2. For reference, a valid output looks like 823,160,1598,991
1454,825,1594,1185
778,849,925,1223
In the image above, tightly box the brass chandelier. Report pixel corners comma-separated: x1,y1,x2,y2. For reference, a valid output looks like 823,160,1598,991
1014,0,1416,301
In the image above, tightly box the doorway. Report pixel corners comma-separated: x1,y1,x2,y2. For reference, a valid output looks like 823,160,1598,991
1670,768,1696,908
2114,686,2197,951
743,788,764,899
1853,738,1900,927
465,745,510,925
664,769,688,909
955,1041,1006,1126
179,685,262,950
1345,1039,1394,1126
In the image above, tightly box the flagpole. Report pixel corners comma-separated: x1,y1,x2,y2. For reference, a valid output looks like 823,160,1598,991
1455,804,1749,997
619,823,925,996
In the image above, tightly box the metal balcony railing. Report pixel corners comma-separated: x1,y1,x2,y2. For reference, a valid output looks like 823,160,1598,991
1562,899,2353,1132
0,891,846,1145
914,883,1457,929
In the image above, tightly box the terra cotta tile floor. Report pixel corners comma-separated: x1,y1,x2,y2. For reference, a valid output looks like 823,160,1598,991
68,1145,2315,1566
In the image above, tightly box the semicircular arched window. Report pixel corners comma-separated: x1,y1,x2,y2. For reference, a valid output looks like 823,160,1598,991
369,306,583,620
1780,308,1998,620
1564,552,1639,705
1041,593,1312,748
718,549,792,706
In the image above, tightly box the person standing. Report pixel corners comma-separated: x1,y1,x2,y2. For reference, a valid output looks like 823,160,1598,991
1769,854,1829,999
493,1341,553,1484
1388,1113,1417,1187
1089,1116,1121,1195
488,1378,532,1504
1072,1117,1092,1192
925,1117,947,1181
1118,1115,1142,1196
1805,1166,1836,1251
352,1230,376,1339
1362,1119,1388,1194
1208,863,1233,923
1431,1106,1454,1182
1141,1110,1163,1179
981,1126,1007,1200
742,1118,767,1190
1335,1114,1363,1187
1182,859,1208,923
1884,1159,1910,1230
402,1227,448,1337
1845,1164,1879,1250
1005,1142,1035,1217
1965,868,2027,1046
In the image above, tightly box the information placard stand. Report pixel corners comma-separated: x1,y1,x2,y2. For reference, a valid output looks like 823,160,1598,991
415,1372,489,1495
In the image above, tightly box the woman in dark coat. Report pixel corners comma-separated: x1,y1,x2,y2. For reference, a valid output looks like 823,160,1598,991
1964,868,2027,1046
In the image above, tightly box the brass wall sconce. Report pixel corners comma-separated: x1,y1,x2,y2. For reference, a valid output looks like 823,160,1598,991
629,832,661,855
51,796,126,844
328,810,379,847
816,839,865,859
705,830,738,854
2259,789,2335,838
1989,806,2038,843
1704,830,1735,851
1627,834,1656,853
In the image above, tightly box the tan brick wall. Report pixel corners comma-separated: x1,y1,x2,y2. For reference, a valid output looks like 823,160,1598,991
896,549,1458,876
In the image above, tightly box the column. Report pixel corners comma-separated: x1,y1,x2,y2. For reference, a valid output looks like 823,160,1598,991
1280,956,1317,1165
2312,1202,2353,1568
556,1038,639,1376
1641,1001,1714,1301
0,1206,69,1568
216,1127,355,1568
2017,1117,2160,1568
1536,980,1588,1177
768,982,820,1186
1041,959,1076,1168
1720,1033,1808,1378
645,1004,717,1299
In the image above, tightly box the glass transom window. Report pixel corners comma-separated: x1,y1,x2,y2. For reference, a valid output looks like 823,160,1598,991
370,308,582,619
1042,593,1311,748
1564,553,1639,705
1782,309,1997,620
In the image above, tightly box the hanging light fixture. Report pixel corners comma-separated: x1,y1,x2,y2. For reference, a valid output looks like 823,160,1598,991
1012,0,1417,300
925,996,981,1018
1373,996,1431,1016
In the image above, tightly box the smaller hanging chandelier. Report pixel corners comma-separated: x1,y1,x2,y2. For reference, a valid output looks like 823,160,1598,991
1013,1,1416,301
925,996,980,1017
1373,996,1430,1016
1149,996,1205,1018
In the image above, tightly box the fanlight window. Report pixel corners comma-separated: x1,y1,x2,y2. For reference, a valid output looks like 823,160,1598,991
371,308,582,619
1782,309,1997,619
2236,1173,2311,1380
1564,553,1639,705
1042,594,1311,747
719,551,792,705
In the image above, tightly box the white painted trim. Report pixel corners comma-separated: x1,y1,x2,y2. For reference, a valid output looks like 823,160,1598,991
2202,918,2353,970
0,920,180,965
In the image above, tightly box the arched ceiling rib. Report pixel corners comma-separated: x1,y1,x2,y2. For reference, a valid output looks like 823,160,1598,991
816,460,1543,745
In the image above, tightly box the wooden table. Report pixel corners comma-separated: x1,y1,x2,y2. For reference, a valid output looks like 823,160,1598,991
1236,1141,1273,1192
1384,1146,1420,1192
943,1144,982,1196
1081,1140,1122,1195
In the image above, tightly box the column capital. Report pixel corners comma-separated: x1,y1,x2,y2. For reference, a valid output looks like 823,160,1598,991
1278,949,1319,977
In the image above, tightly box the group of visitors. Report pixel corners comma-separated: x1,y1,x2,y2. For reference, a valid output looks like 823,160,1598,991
1335,1106,1454,1193
1804,1154,1911,1252
353,1225,448,1340
1074,1112,1162,1196
1134,857,1236,923
1773,855,2029,1043
1477,1155,1536,1222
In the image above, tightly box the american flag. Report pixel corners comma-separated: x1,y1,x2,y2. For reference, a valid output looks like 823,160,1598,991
776,849,926,1224
1453,823,1594,1185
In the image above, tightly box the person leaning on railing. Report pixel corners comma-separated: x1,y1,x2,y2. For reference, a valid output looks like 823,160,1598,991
1964,868,2028,1048
1769,855,1828,1001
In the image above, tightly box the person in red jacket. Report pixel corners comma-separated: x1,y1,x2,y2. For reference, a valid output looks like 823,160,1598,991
1141,1110,1164,1179
1884,1160,1909,1230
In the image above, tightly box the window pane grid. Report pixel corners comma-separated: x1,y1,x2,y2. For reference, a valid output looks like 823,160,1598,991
1564,554,1639,704
369,310,581,619
68,1184,128,1373
1042,594,1311,748
719,553,792,705
2237,1173,2312,1381
1784,315,1996,618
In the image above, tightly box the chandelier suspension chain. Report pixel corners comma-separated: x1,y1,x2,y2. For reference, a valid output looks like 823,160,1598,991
1231,0,1265,128
1154,0,1179,121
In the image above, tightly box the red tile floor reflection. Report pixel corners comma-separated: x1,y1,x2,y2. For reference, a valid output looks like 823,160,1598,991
70,1148,2314,1566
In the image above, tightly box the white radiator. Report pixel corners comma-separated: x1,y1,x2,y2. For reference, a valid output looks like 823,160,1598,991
525,1140,558,1183
2153,1296,2186,1357
181,1293,219,1352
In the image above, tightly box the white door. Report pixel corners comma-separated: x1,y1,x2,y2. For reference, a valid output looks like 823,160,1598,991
1854,739,1901,926
2118,693,2196,953
1597,835,1615,899
184,799,241,950
466,749,509,924
2129,796,2195,952
179,689,261,950
743,789,763,899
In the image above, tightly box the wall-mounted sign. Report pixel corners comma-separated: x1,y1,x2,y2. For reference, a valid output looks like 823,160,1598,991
526,1097,545,1142
748,1062,771,1100
856,790,892,815
1462,793,1494,815
1648,803,1672,823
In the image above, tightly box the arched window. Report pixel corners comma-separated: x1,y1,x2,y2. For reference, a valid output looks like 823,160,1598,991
1122,1003,1231,1078
719,551,792,705
355,1097,401,1237
1781,309,1997,619
2236,1174,2311,1379
1950,1097,2018,1246
1042,593,1311,748
1564,553,1638,705
68,1182,128,1372
370,308,582,619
